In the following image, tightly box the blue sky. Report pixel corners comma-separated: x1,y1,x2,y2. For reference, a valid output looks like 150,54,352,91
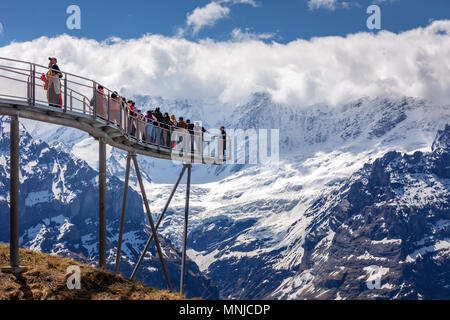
1,0,450,46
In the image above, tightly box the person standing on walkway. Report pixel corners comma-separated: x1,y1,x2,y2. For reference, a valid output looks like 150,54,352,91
220,126,227,158
153,107,164,146
43,57,63,107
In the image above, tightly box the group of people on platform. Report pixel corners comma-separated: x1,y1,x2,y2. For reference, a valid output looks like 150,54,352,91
41,57,227,157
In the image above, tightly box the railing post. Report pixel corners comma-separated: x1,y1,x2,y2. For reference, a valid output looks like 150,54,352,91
107,92,111,123
119,99,123,130
27,65,31,105
32,64,36,106
136,116,140,141
70,90,73,111
63,75,68,112
93,82,97,120
125,107,129,135
125,108,128,135
27,76,31,104
157,123,160,151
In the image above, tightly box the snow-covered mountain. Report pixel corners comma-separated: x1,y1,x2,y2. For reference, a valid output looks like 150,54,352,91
138,94,449,299
2,93,449,300
273,124,450,300
0,116,219,299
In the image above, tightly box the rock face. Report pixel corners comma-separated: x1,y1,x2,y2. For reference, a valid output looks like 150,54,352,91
273,125,450,300
0,116,219,299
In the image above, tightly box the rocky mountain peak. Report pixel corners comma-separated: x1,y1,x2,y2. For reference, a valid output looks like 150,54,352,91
432,124,450,153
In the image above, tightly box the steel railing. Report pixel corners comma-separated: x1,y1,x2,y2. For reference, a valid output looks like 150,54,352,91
0,57,224,159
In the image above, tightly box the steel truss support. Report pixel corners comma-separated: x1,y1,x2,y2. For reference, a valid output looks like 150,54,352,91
180,164,192,296
114,154,132,273
115,152,172,291
1,116,27,274
98,138,107,269
130,165,187,280
127,162,192,296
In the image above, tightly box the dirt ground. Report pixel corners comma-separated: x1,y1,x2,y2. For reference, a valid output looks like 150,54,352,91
0,245,184,300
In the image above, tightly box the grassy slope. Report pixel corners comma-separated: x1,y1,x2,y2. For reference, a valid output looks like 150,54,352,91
0,245,184,300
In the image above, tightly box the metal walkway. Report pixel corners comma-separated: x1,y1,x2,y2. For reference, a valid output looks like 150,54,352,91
0,57,224,296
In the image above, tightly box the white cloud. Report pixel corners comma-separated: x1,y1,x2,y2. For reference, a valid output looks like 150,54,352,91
220,0,259,7
186,2,230,35
1,21,450,108
308,0,361,10
308,0,338,10
231,28,276,41
0,22,3,35
182,0,259,36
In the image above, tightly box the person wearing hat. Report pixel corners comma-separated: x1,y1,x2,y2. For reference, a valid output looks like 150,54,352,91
46,57,63,107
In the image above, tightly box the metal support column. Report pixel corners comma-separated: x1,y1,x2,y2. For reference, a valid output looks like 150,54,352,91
130,165,187,280
98,138,107,269
180,164,192,296
1,115,27,274
115,153,132,273
131,154,172,291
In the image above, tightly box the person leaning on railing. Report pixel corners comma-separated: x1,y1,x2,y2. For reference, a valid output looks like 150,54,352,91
145,110,157,144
